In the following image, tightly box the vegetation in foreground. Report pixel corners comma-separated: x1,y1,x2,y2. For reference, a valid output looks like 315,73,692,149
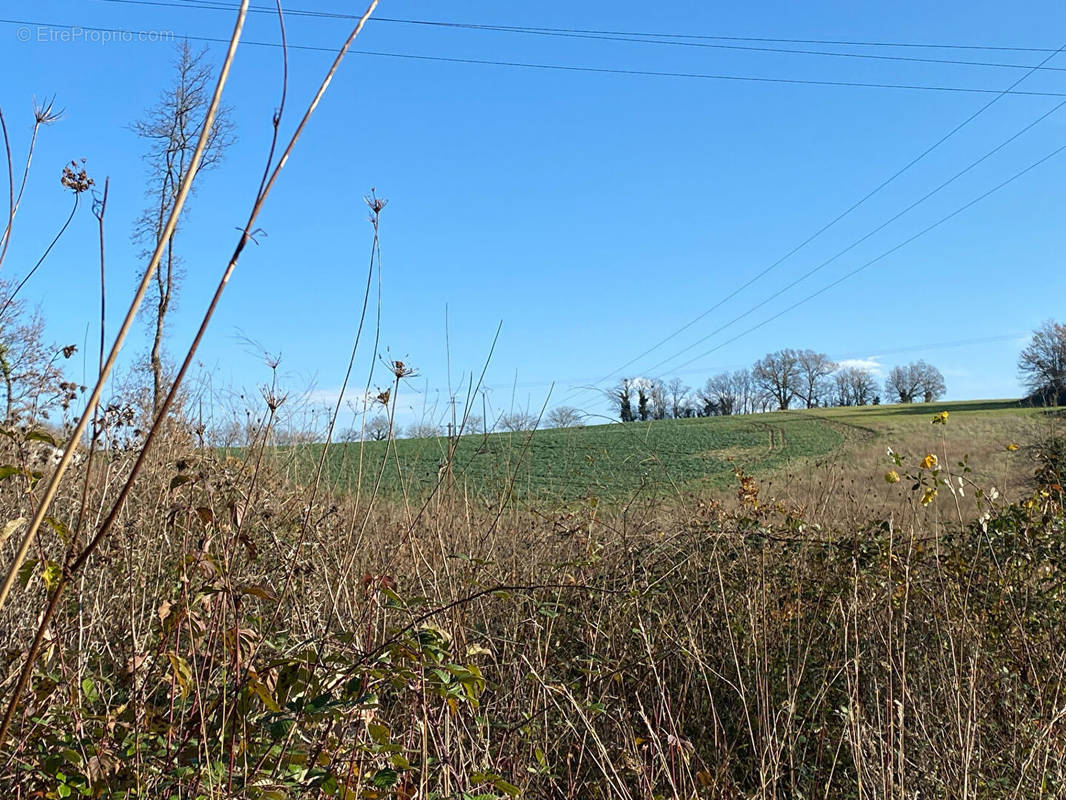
1,7,1066,796
1,410,1063,798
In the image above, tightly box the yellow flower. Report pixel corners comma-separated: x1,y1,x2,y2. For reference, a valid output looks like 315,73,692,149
920,454,939,470
1006,443,1019,452
884,470,900,484
920,487,938,506
931,411,949,425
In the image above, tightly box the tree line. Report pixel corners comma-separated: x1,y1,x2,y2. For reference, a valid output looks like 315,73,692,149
608,349,948,422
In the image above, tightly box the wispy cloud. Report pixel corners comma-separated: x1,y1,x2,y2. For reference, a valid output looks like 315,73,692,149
836,357,883,375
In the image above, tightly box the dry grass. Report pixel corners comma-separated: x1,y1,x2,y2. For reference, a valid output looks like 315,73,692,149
0,408,1063,798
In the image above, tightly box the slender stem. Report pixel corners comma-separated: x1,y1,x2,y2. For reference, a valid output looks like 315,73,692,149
0,0,249,626
0,192,79,323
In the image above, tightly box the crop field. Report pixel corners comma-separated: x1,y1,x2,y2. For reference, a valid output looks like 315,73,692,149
270,398,1045,505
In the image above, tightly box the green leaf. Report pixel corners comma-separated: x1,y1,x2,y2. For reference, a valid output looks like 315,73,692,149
43,516,72,547
0,465,23,482
25,430,59,447
371,768,398,789
494,778,521,796
80,677,98,703
366,722,390,744
17,558,38,589
42,561,63,592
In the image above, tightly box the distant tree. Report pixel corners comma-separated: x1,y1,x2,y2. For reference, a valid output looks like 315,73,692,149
885,365,920,404
666,378,690,418
460,414,483,435
648,379,668,420
753,350,800,411
1019,320,1066,405
917,362,946,403
833,366,878,407
636,382,650,421
405,422,441,439
701,372,738,416
132,42,235,415
795,350,836,408
611,379,634,423
547,406,583,428
885,361,945,404
732,369,757,415
500,412,538,432
364,414,392,441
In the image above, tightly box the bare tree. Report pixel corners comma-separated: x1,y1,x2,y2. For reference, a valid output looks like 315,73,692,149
885,361,945,404
752,350,799,411
833,366,878,407
364,414,392,441
885,365,920,404
405,422,441,439
648,379,668,420
1019,320,1066,405
547,406,583,428
132,41,235,415
500,412,538,432
700,372,737,416
0,280,76,425
795,349,836,408
916,362,946,403
666,377,690,418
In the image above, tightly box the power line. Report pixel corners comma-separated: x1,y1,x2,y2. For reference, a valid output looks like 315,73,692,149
97,0,1066,56
566,39,1066,401
9,14,1066,96
663,138,1066,377
92,0,1066,74
632,94,1066,380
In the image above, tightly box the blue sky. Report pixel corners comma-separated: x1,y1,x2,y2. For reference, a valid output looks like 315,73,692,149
2,1,1065,432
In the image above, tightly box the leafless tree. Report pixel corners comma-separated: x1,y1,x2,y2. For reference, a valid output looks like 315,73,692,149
1019,320,1066,405
752,350,800,411
648,379,668,420
405,421,442,439
700,370,758,416
363,414,392,441
666,377,690,418
700,372,737,416
917,362,946,403
547,406,583,428
500,412,538,432
132,41,235,415
0,280,76,425
795,349,836,408
833,366,878,406
885,361,945,404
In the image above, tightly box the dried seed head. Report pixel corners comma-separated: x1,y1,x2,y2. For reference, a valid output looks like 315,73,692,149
364,187,387,216
60,159,94,194
33,96,64,125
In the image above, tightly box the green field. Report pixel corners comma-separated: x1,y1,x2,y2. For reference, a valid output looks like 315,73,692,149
275,398,1043,504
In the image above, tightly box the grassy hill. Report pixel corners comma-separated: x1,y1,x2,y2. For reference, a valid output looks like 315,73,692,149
273,398,1045,505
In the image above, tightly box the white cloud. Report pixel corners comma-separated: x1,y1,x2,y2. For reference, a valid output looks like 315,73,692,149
835,357,883,375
